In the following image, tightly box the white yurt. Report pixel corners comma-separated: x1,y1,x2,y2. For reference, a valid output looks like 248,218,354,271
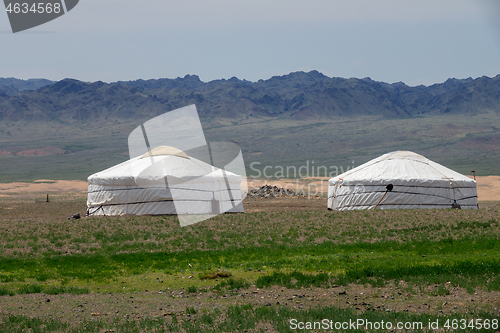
328,151,478,210
87,146,244,216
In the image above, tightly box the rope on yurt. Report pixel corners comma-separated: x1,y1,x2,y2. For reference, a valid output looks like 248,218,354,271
373,184,393,209
426,162,465,209
87,205,105,216
448,178,461,209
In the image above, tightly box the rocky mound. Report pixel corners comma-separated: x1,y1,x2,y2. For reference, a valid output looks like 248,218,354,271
247,185,317,198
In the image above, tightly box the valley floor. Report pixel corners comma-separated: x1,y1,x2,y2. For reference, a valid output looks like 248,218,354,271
0,190,499,332
1,175,499,201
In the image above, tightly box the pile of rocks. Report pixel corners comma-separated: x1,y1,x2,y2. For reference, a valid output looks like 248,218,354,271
247,185,306,198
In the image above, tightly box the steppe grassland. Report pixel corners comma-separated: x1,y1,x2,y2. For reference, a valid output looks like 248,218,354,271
0,194,499,332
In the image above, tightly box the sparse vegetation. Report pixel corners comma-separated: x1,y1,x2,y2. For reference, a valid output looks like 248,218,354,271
0,196,499,331
0,305,498,332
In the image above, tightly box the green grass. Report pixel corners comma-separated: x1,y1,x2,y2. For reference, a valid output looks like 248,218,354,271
214,278,250,291
0,236,499,294
0,287,15,296
430,285,450,296
0,284,89,296
256,271,330,289
44,285,90,295
16,284,44,294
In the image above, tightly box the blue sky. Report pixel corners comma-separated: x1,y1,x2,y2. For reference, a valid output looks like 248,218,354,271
1,0,500,86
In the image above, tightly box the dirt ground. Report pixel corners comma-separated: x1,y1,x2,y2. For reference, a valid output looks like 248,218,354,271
1,175,499,201
1,281,499,327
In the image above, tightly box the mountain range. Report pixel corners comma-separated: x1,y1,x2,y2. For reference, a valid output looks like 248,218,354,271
0,71,499,182
1,71,500,123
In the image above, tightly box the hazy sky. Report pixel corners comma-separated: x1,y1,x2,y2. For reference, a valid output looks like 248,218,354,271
1,0,500,86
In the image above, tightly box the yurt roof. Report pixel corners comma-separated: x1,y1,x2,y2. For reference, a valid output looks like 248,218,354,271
329,151,475,187
88,146,239,186
140,146,189,159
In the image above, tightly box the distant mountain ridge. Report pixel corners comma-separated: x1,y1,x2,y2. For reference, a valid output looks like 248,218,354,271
1,71,499,125
0,78,54,96
0,71,499,182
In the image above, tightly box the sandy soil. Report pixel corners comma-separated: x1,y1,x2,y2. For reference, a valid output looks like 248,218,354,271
471,175,500,201
0,180,88,197
0,176,498,201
